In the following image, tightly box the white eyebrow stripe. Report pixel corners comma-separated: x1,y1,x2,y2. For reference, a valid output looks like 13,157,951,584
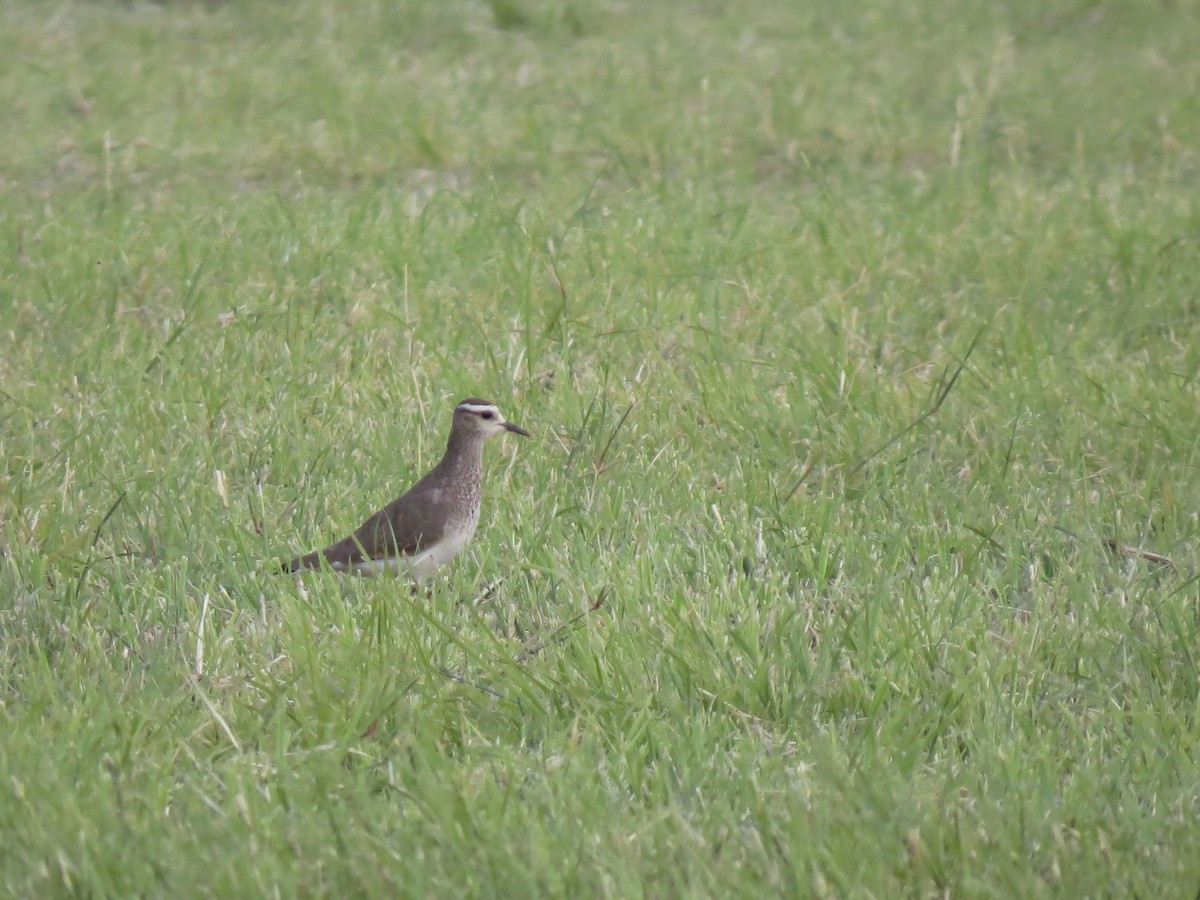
457,403,501,415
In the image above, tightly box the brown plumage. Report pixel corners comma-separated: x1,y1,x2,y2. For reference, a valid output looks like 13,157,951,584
282,398,528,579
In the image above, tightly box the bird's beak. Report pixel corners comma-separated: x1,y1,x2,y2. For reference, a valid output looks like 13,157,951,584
504,422,530,437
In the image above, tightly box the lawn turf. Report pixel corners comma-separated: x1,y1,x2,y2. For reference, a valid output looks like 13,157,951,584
2,0,1199,895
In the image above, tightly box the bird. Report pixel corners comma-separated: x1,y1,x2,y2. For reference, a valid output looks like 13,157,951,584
282,398,529,580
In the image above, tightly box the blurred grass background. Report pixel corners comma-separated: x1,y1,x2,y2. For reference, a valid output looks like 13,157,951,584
2,0,1199,895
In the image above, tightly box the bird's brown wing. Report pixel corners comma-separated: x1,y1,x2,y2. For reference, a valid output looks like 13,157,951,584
283,484,450,573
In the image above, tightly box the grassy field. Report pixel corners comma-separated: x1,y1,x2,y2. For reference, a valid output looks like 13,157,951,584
2,0,1199,895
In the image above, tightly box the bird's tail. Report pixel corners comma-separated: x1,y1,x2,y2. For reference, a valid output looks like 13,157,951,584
280,551,322,574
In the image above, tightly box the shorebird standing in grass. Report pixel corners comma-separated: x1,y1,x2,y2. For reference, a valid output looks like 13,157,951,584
282,399,529,580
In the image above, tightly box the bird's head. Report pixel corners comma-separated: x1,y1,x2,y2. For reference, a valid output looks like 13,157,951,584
453,398,530,439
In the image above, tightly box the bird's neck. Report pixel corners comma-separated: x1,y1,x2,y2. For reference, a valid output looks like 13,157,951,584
438,431,484,481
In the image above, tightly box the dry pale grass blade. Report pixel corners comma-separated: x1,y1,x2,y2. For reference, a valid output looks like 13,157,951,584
1102,540,1175,569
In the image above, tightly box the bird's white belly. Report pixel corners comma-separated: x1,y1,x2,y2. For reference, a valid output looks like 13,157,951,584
350,522,477,581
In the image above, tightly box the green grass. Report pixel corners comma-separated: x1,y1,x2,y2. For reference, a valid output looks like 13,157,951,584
3,0,1199,895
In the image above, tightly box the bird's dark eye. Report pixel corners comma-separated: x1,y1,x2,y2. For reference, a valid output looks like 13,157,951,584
480,411,495,420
